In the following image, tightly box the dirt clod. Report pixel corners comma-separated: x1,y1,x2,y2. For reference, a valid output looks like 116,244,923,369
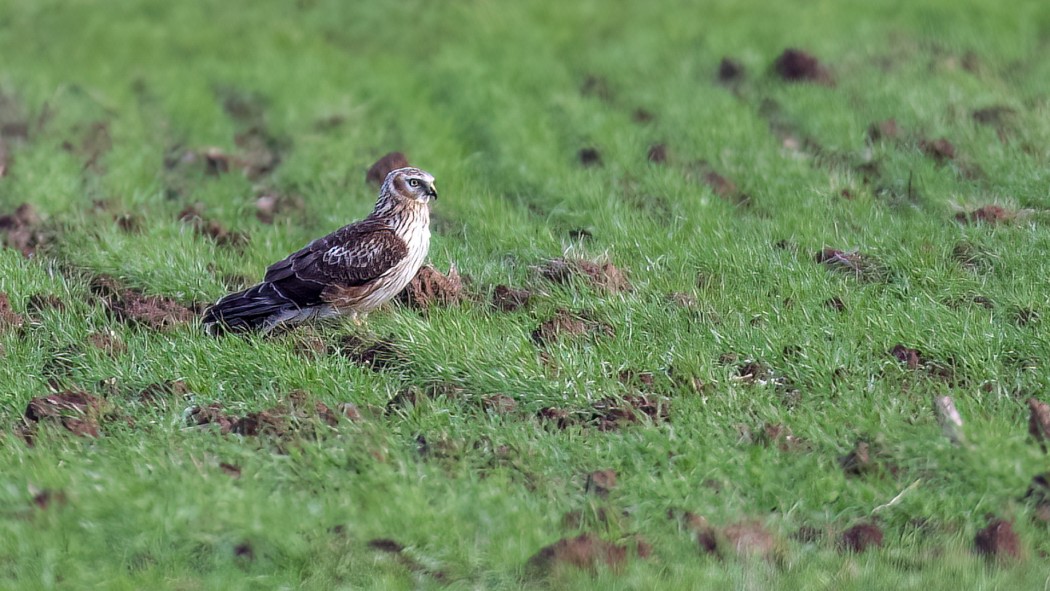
1027,398,1050,452
824,297,846,312
647,143,668,163
585,469,617,497
254,192,305,224
815,248,887,281
920,137,955,162
0,292,24,331
718,57,745,83
21,391,103,441
90,275,195,331
0,203,46,257
366,152,410,185
527,533,627,574
539,257,631,293
840,523,884,553
632,108,654,123
189,392,339,438
491,284,531,312
955,205,1017,225
839,440,874,477
974,518,1021,561
483,394,517,415
398,264,464,309
773,49,833,85
867,119,900,142
687,162,750,207
578,147,602,167
219,462,241,478
178,205,249,248
86,331,125,355
334,334,404,371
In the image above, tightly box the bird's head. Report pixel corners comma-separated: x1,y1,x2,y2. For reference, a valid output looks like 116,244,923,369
381,167,438,206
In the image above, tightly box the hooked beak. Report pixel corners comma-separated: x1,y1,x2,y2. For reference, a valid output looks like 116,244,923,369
425,185,438,200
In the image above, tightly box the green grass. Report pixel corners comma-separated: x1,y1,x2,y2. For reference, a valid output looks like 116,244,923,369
2,0,1050,588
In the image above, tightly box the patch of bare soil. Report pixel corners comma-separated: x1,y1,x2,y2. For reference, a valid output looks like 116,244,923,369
683,514,778,561
86,330,125,356
397,264,464,310
951,241,995,272
756,422,807,452
578,147,602,167
538,394,669,432
254,191,305,224
632,108,654,123
1027,398,1050,452
491,284,532,312
18,390,104,443
591,394,669,431
919,137,955,163
0,292,25,332
189,391,339,438
1024,473,1050,522
538,257,631,294
333,334,405,371
178,204,249,248
955,205,1019,225
974,517,1022,562
532,309,614,345
718,57,745,83
0,203,46,257
482,394,517,415
840,523,884,553
685,161,751,207
866,119,901,143
839,439,900,478
815,248,888,282
647,143,668,163
527,533,627,575
584,469,617,497
773,49,834,85
824,296,846,312
26,294,66,318
90,275,195,331
366,152,410,185
367,538,448,581
888,344,958,383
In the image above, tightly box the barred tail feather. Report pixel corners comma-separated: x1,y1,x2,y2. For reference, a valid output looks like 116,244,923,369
202,282,300,335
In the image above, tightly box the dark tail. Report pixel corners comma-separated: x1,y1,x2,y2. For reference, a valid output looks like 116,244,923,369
202,282,295,335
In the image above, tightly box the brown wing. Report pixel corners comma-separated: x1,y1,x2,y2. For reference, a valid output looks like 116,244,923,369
262,218,408,309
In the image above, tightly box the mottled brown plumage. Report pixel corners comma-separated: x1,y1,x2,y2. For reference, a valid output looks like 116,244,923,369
203,167,436,334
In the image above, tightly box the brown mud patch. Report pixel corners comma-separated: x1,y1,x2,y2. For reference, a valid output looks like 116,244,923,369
685,162,751,207
0,203,46,257
538,257,631,294
532,309,614,345
178,204,249,248
90,275,195,331
718,57,745,83
0,292,25,332
955,205,1021,225
840,523,884,553
974,518,1021,562
773,49,834,85
527,533,627,575
189,391,339,438
491,284,532,312
578,147,602,167
397,264,464,310
539,394,669,431
815,248,889,282
332,334,405,371
367,537,448,581
17,390,107,443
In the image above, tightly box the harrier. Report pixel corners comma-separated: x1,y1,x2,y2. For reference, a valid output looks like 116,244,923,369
202,167,436,334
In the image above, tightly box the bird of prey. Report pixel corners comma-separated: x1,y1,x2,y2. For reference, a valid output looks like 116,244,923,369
202,167,437,334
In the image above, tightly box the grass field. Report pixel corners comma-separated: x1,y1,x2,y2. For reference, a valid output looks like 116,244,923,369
2,0,1050,588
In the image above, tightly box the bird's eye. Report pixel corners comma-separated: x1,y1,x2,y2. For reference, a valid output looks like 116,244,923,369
408,179,420,188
